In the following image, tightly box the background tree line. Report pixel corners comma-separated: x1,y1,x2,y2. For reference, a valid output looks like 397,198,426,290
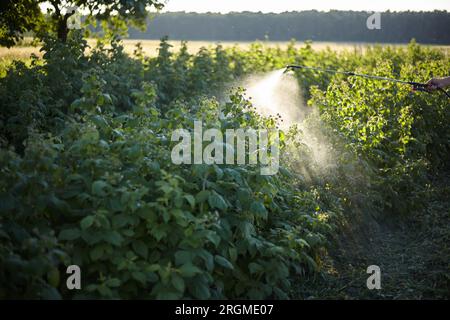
127,11,450,44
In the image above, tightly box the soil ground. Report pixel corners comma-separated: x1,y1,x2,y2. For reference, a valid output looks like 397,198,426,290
294,172,450,299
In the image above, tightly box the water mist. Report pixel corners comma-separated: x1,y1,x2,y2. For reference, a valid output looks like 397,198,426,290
241,68,337,179
242,69,306,128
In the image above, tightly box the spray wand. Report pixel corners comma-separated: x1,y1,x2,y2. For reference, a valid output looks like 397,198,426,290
285,65,450,99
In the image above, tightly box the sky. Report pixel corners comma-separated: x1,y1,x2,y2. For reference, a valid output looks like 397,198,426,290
161,0,450,13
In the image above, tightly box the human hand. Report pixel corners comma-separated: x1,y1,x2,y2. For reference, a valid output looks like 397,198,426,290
427,77,450,91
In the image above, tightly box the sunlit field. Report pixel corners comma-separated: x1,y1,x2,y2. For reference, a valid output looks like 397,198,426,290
119,39,450,55
2,39,450,60
1,39,449,79
2,38,449,79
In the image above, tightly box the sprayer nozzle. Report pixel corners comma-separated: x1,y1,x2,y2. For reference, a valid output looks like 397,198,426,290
283,66,296,76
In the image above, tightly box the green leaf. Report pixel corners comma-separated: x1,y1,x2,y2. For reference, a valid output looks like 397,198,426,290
98,286,113,297
47,268,60,288
195,190,210,203
90,245,104,261
214,255,234,270
208,192,228,210
92,180,109,197
59,228,80,241
228,248,238,262
302,253,318,271
132,240,148,259
184,194,195,209
179,263,201,278
250,201,268,220
296,238,310,248
132,272,147,284
248,262,263,274
205,231,220,247
174,250,193,266
106,278,121,287
213,165,224,179
237,188,252,208
147,264,161,273
151,225,167,241
198,250,214,271
279,166,293,177
190,281,211,299
80,216,95,230
103,231,123,246
112,214,129,228
240,221,255,239
171,274,185,293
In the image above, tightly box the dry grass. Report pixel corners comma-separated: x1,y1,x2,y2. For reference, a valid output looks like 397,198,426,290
98,39,450,56
0,46,43,60
118,40,376,55
1,39,449,62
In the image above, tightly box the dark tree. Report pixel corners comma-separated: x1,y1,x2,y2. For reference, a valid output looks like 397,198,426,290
0,0,165,46
127,11,450,45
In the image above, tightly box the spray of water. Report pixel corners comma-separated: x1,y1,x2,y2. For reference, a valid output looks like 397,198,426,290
233,69,371,215
242,69,305,127
240,68,337,178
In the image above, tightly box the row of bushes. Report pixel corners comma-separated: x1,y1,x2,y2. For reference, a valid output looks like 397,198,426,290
0,34,337,299
1,34,448,298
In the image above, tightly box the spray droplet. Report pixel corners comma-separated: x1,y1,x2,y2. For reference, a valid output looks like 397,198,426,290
242,69,305,127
